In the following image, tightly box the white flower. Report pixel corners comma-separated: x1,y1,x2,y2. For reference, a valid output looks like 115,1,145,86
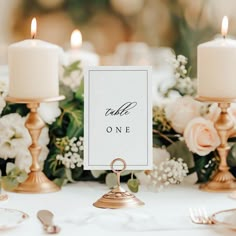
60,65,83,92
38,102,61,125
165,96,201,133
205,103,220,122
0,77,8,115
0,114,30,159
0,113,49,172
177,55,187,64
175,73,180,79
135,148,188,191
56,136,84,169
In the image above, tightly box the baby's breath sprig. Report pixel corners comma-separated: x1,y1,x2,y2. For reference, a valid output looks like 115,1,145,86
146,158,188,191
163,54,197,97
55,136,84,169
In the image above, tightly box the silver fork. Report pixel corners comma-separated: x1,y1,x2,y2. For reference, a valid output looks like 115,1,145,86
189,208,214,225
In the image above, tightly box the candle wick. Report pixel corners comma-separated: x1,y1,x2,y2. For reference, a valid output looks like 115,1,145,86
223,34,226,39
32,34,35,39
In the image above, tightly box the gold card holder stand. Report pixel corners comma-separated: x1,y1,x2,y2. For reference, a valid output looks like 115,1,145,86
5,96,65,193
93,158,144,209
196,96,236,192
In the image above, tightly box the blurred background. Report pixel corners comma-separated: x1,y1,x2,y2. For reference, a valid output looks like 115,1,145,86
0,0,235,83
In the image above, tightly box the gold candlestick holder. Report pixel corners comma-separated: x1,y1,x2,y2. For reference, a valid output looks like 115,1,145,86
93,158,144,209
5,96,65,193
196,96,236,192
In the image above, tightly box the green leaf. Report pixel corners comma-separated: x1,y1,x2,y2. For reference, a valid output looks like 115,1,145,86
53,178,67,187
53,167,66,178
193,153,218,183
66,111,83,137
153,135,164,148
65,168,75,183
6,163,15,174
2,176,18,191
71,167,84,180
105,173,117,189
228,143,236,166
59,83,74,101
16,171,28,183
91,170,106,178
167,140,194,169
75,79,84,101
127,179,140,193
63,61,81,78
61,102,83,138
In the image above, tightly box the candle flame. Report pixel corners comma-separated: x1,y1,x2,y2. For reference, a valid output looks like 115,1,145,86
31,17,37,39
221,16,228,38
71,29,82,49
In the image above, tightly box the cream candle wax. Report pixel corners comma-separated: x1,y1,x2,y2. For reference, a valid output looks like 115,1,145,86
8,18,60,99
198,16,236,99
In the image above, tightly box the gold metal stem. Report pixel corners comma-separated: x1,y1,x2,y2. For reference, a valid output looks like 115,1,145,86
13,102,60,193
5,96,65,193
26,103,43,172
200,102,236,192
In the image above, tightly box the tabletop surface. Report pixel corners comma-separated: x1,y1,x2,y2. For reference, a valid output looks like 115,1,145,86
1,178,236,236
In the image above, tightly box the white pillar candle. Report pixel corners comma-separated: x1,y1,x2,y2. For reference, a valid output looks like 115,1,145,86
65,29,99,66
198,16,236,99
8,18,60,99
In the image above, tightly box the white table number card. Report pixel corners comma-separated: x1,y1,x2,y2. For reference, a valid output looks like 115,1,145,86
84,66,152,170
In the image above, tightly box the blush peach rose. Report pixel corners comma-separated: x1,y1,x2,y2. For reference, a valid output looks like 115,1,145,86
165,96,201,133
184,117,220,156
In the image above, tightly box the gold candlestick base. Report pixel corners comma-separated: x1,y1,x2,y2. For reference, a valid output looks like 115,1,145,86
14,172,60,194
196,96,236,192
93,158,144,209
5,96,65,194
199,171,236,192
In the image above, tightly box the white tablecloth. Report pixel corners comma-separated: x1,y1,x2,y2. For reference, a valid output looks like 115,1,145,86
1,180,236,236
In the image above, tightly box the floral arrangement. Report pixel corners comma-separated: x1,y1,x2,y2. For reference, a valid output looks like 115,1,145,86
1,55,236,192
151,54,236,187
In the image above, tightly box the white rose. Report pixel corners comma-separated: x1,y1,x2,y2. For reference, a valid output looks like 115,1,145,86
38,102,61,125
165,96,201,133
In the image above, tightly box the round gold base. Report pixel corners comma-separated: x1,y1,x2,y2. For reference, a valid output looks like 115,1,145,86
200,170,236,192
11,171,60,194
200,181,236,192
93,186,144,209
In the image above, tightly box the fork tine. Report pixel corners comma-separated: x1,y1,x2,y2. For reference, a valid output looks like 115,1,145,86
189,207,198,223
202,208,208,222
202,208,213,224
189,208,194,220
198,208,207,223
189,207,213,225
